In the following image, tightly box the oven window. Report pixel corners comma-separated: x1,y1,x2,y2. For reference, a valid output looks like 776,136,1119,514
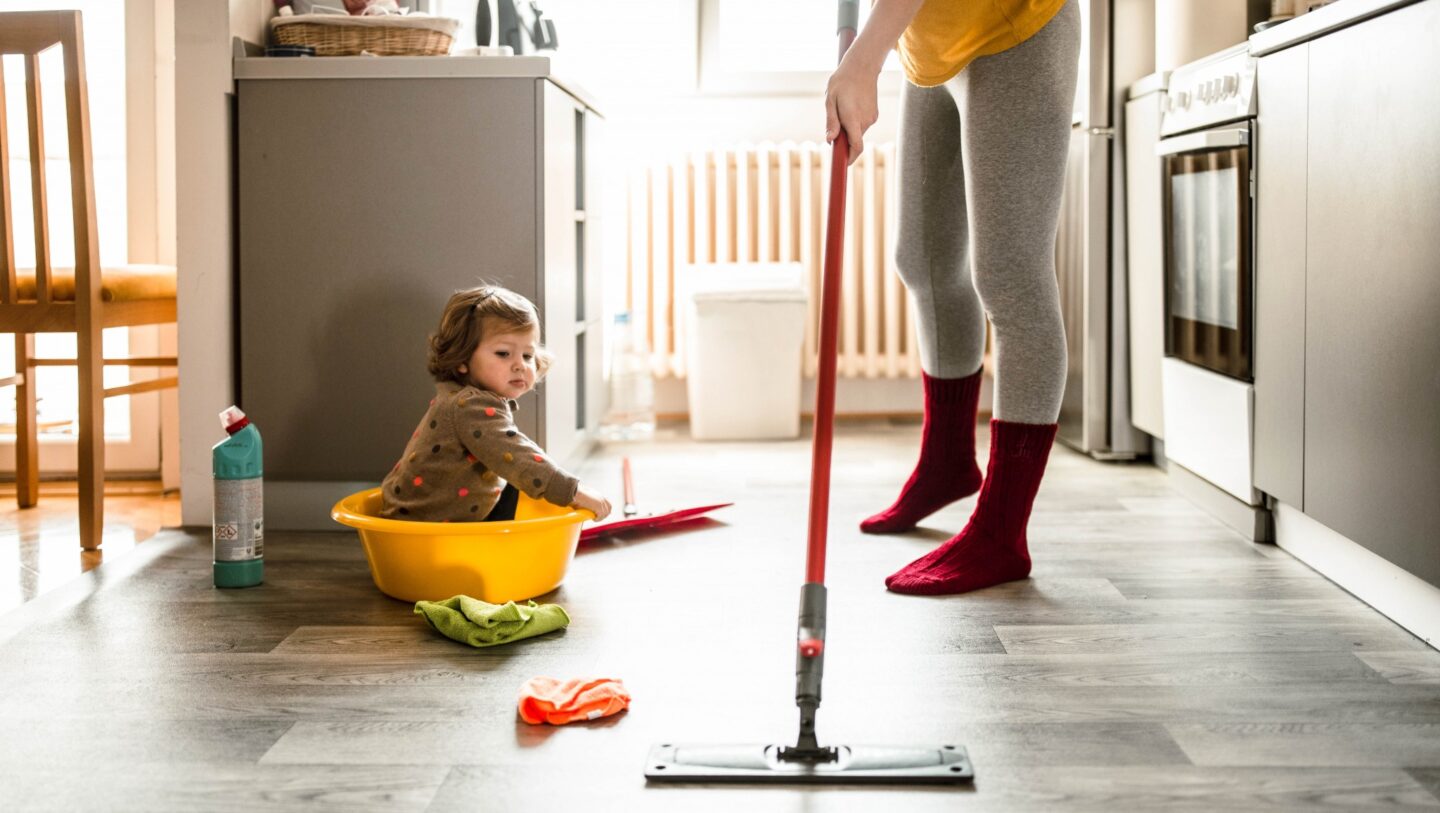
1164,144,1252,381
1170,166,1240,330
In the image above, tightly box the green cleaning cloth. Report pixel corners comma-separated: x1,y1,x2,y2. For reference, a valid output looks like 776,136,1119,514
414,595,570,648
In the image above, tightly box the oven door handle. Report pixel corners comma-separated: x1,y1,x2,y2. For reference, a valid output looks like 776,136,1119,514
1156,128,1249,157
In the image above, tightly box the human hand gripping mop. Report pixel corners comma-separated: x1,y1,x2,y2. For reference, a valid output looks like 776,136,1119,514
643,0,974,785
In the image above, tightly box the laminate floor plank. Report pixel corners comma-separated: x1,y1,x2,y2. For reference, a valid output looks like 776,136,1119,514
2,765,448,813
994,622,1426,655
807,650,1386,687
1167,722,1440,767
0,718,295,765
1359,651,1440,684
421,765,1440,812
830,597,1404,627
1109,576,1351,600
1409,769,1440,803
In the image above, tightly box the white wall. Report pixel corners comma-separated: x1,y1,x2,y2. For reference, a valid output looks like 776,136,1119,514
125,0,180,491
174,0,270,526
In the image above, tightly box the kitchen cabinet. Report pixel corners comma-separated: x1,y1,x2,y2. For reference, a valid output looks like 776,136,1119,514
1252,44,1308,509
1252,0,1440,585
1302,0,1440,586
235,56,603,528
1123,78,1168,440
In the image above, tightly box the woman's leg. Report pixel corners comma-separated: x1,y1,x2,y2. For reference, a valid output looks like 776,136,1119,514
861,80,988,534
887,0,1080,594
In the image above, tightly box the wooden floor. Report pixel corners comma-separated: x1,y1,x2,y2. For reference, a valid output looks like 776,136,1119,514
0,479,181,615
2,421,1438,811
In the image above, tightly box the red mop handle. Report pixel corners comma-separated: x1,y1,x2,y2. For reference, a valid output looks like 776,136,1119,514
804,26,858,587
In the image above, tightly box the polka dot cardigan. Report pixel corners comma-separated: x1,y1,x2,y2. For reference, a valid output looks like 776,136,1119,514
380,381,580,522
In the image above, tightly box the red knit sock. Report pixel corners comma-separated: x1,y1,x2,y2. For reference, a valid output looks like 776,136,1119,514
860,369,984,534
885,420,1056,595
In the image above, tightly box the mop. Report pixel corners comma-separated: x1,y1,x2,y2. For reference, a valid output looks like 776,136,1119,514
644,0,974,785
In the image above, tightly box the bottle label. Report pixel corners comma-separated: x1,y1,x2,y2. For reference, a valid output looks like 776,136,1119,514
214,477,264,561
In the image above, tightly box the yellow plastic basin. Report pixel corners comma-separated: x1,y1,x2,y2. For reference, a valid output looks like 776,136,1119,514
330,488,594,604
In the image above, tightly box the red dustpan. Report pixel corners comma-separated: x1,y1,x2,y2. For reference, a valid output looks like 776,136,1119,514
580,457,731,543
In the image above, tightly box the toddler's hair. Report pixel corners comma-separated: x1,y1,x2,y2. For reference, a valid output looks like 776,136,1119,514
427,284,554,383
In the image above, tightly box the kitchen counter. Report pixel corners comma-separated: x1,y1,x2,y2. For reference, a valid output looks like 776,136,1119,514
232,48,599,111
1249,0,1426,56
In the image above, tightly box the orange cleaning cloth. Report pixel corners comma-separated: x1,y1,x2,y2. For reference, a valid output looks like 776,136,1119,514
517,676,631,725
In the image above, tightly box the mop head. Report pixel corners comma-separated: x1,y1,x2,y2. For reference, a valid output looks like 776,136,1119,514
645,743,973,784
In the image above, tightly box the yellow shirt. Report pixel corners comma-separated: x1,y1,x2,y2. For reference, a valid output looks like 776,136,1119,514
898,0,1069,87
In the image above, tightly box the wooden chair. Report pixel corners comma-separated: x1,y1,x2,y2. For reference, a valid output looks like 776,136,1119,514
0,11,177,551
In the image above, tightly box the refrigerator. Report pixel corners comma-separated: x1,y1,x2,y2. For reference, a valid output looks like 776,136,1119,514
1054,0,1155,459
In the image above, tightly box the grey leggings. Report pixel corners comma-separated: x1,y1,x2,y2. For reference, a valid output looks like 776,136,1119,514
894,0,1079,424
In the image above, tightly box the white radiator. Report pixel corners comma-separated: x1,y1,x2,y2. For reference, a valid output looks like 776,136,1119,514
624,142,922,380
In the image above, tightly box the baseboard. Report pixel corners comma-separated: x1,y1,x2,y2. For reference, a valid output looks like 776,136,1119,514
1274,502,1439,649
264,480,377,532
1166,461,1272,542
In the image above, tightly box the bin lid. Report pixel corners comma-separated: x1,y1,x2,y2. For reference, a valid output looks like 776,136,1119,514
684,262,809,303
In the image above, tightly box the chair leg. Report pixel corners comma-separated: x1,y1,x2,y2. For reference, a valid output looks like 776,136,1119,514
14,333,39,508
76,324,104,551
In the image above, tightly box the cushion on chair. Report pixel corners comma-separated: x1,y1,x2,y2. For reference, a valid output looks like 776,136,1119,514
14,264,177,303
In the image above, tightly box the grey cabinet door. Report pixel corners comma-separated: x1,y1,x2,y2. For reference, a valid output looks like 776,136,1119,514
1253,44,1308,509
237,77,540,481
1304,0,1440,586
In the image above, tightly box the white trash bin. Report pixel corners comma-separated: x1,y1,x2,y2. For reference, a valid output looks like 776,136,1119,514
684,263,809,440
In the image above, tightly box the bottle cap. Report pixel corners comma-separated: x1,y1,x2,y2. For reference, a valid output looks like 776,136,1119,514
219,405,249,434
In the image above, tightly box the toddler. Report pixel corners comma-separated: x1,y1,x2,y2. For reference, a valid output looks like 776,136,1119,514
381,285,612,523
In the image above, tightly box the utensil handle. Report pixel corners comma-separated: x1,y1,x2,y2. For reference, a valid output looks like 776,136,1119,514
803,15,855,586
622,457,638,517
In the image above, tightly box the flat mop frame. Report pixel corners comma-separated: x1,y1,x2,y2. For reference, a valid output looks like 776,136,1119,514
645,0,974,785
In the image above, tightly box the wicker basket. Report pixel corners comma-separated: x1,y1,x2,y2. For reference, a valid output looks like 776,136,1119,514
271,14,459,57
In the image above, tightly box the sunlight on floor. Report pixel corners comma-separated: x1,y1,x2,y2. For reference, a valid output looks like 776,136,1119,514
0,480,181,614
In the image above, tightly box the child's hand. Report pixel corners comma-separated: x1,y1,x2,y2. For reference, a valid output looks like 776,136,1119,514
572,486,612,522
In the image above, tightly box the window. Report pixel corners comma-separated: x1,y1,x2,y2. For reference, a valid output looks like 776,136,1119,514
700,0,900,95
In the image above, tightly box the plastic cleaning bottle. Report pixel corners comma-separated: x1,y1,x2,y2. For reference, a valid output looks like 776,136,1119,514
600,311,656,441
212,405,264,588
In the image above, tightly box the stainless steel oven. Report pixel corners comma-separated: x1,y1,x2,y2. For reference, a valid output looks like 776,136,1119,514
1160,123,1253,381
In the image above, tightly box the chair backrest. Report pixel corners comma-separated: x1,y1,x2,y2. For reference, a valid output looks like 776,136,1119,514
0,11,98,309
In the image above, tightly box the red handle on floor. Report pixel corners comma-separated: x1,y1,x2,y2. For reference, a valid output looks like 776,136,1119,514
804,27,858,587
